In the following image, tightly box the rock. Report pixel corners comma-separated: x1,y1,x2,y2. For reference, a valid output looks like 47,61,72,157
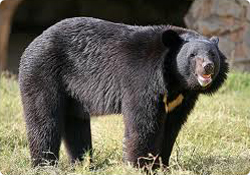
218,37,235,59
247,6,250,22
210,0,242,19
243,24,250,47
185,0,250,71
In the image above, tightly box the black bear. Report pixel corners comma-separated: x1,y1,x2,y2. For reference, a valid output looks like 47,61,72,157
19,17,228,167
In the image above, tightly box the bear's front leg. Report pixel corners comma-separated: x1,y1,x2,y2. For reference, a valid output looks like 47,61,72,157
122,97,165,168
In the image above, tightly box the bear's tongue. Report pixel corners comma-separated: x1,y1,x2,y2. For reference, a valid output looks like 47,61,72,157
197,74,212,87
202,74,211,78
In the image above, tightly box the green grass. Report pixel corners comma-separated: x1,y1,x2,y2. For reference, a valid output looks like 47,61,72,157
0,72,250,175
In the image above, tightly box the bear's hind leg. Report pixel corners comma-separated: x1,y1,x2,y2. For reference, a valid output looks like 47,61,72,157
21,89,65,167
63,98,92,163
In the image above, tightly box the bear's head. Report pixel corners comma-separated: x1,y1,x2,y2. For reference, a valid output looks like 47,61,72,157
162,29,229,94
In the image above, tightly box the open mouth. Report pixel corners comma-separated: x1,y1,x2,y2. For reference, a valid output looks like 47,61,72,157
197,74,212,87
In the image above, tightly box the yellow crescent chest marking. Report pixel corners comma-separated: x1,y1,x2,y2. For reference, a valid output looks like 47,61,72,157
163,93,184,113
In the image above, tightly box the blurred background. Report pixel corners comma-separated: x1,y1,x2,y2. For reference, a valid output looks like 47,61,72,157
0,0,250,74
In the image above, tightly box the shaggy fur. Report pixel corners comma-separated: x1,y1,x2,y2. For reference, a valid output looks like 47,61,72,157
19,17,228,167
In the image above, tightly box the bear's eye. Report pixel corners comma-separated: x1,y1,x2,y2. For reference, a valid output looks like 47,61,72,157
189,53,196,58
210,52,215,57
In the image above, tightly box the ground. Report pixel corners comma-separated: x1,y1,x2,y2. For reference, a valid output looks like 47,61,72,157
0,72,250,175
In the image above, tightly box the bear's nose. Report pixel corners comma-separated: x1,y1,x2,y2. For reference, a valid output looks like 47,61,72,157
202,62,214,74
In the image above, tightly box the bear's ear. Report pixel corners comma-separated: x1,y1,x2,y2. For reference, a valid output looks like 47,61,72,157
210,36,219,45
162,30,182,48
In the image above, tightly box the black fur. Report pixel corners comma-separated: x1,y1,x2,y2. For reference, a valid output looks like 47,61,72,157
19,17,228,167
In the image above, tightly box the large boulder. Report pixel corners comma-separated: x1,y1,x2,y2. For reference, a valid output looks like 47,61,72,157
185,0,250,71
